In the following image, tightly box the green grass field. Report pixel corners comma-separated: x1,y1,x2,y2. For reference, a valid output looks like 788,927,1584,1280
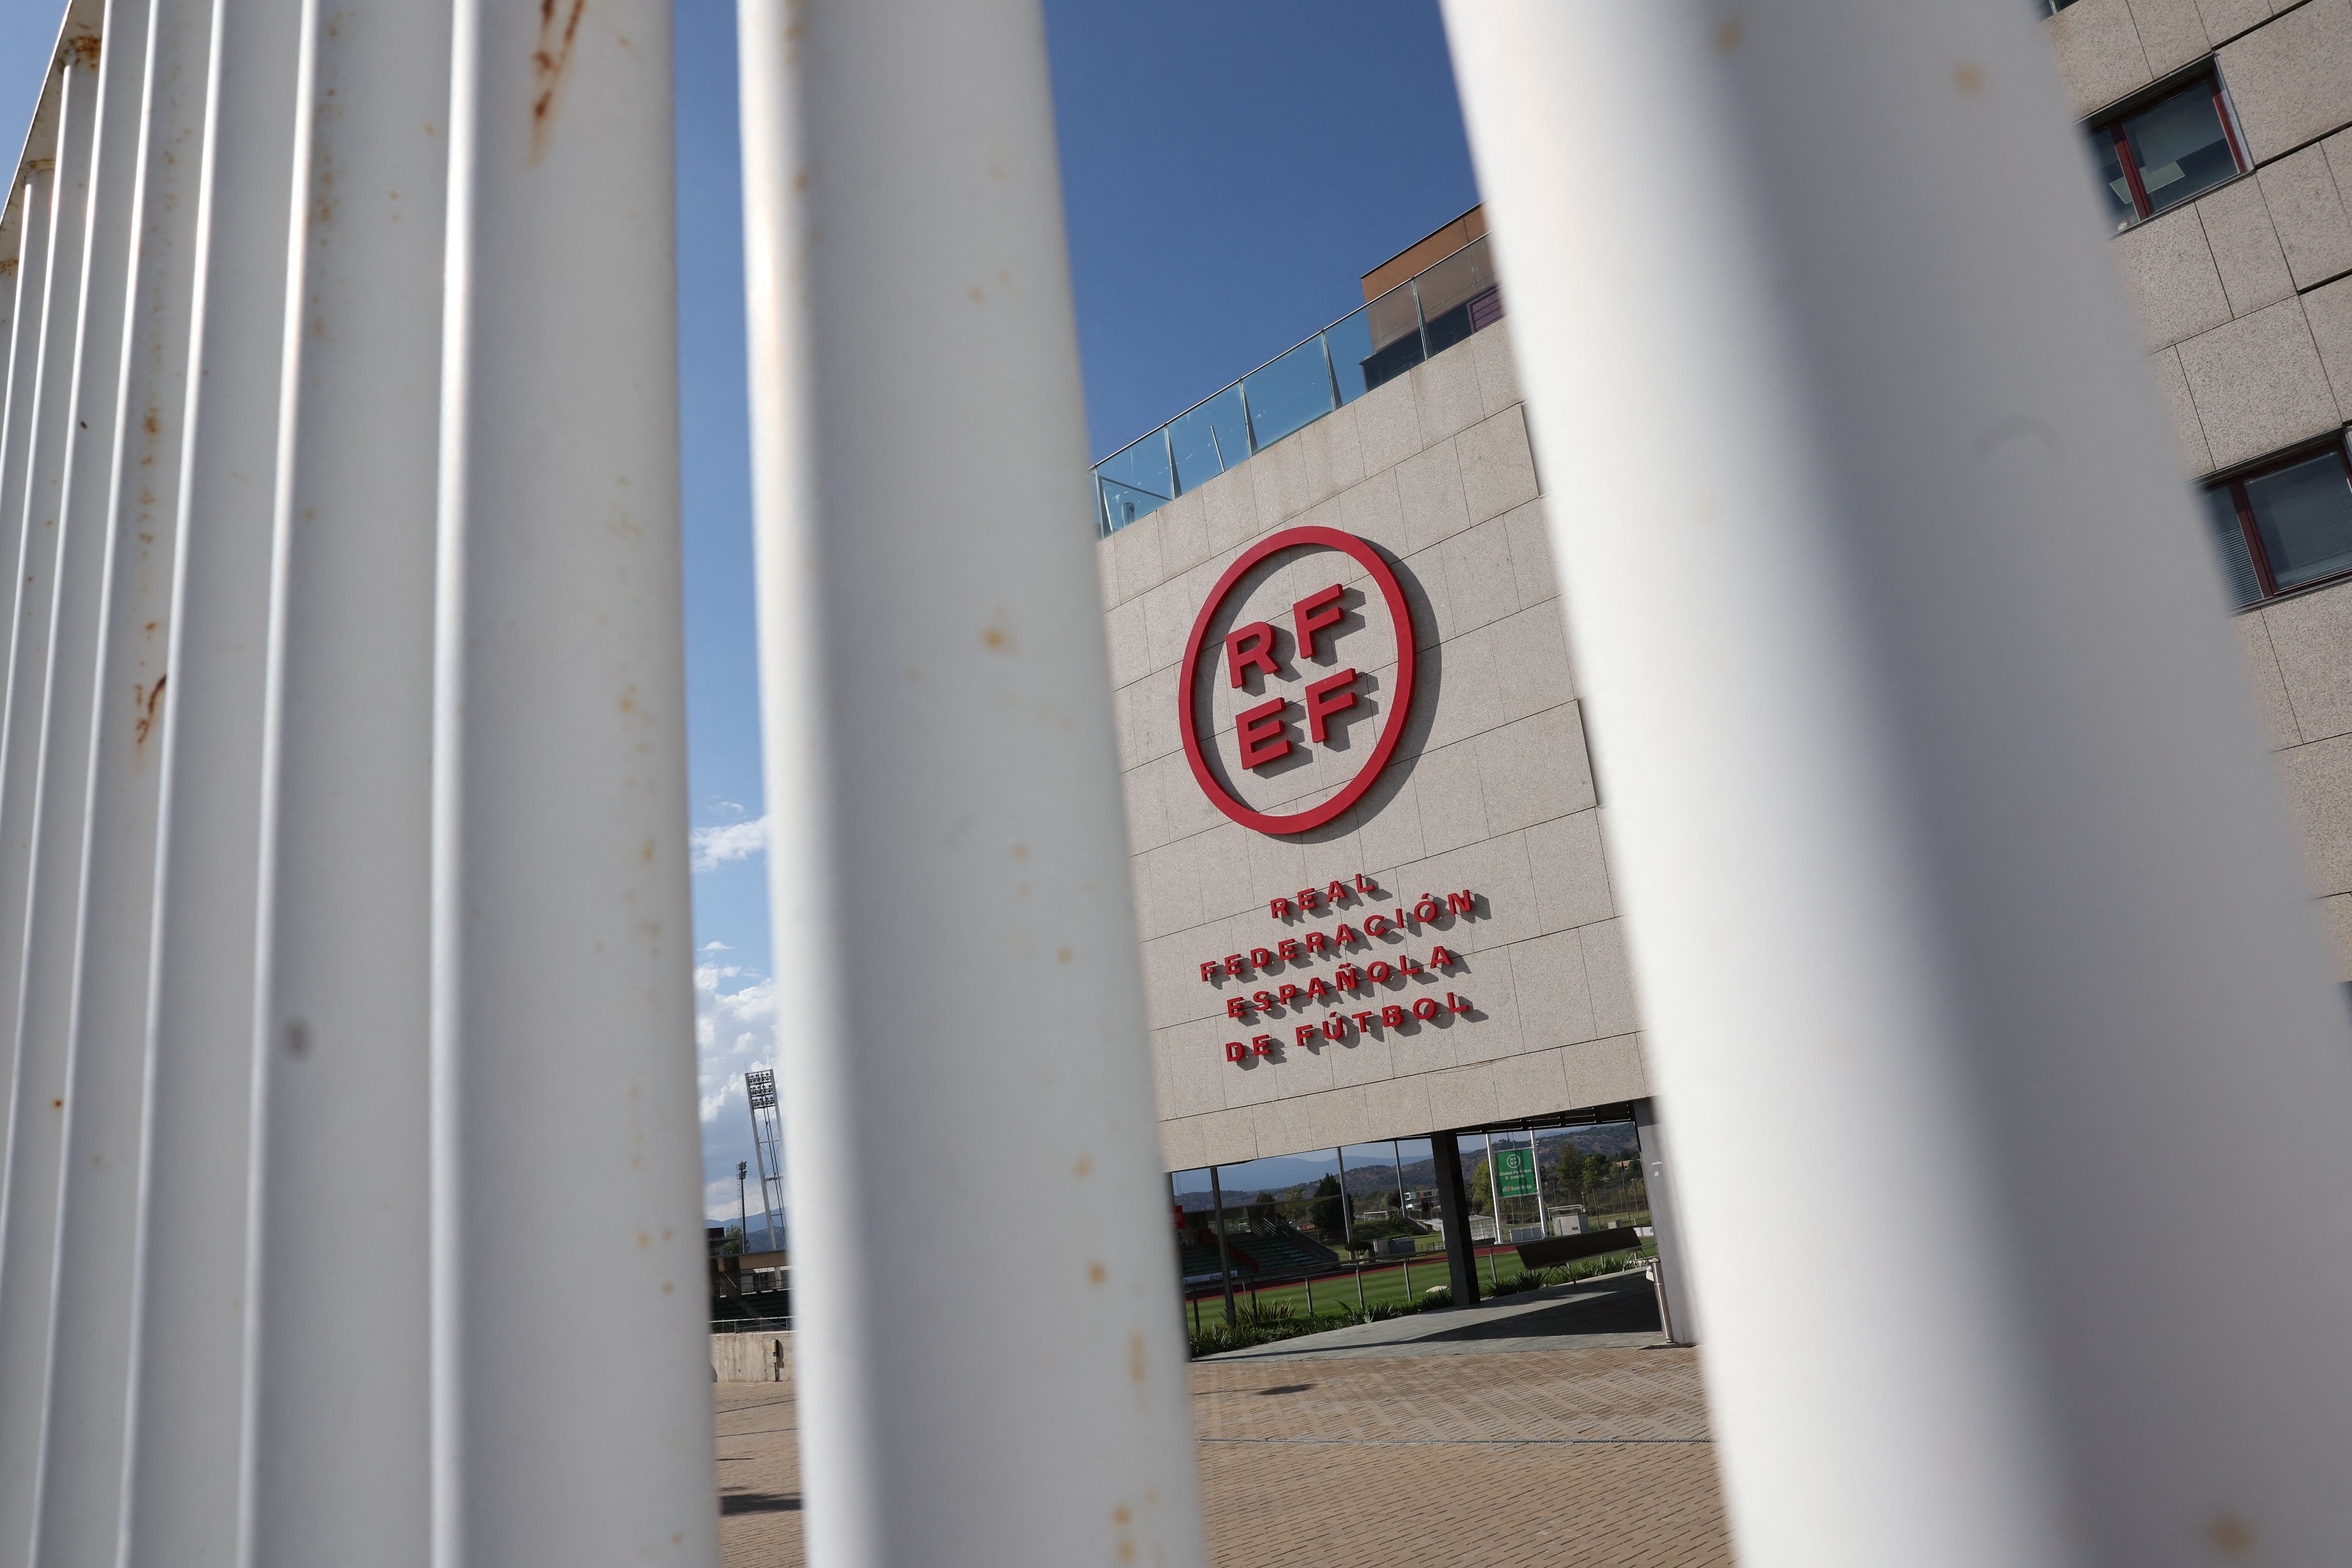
1179,1235,1654,1329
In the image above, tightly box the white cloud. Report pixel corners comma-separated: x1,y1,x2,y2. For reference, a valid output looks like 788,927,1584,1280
689,815,770,874
696,961,779,1125
702,939,733,953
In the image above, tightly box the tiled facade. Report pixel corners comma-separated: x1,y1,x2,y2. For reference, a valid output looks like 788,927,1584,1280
1096,327,1645,1172
1104,1,2352,1168
2054,0,2352,977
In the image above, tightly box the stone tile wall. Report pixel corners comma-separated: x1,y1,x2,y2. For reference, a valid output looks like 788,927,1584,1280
2051,0,2352,975
1098,328,1645,1172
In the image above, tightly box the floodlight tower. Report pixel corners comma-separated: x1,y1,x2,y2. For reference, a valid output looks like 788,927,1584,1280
743,1069,787,1253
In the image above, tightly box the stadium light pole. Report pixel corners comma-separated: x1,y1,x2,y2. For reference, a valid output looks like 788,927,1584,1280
736,2,1207,1562
1443,3,2352,1563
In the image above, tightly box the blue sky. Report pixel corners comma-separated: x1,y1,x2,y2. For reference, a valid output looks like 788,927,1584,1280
0,0,1481,1230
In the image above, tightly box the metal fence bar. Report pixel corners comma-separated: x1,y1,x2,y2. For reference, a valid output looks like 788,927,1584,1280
428,0,714,1560
241,0,448,1560
118,0,301,1558
0,34,103,1557
737,1,1207,1563
34,0,202,1554
1444,2,2352,1563
0,56,64,1210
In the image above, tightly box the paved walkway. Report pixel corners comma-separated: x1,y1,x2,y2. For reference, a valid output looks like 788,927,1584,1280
714,1280,1732,1567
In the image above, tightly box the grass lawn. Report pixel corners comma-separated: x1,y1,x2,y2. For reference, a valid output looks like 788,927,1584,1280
1179,1237,1653,1329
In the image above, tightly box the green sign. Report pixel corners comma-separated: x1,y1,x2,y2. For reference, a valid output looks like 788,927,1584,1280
1495,1146,1537,1198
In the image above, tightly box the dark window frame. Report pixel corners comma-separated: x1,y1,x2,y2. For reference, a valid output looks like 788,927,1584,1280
2209,436,2352,606
2090,67,2249,227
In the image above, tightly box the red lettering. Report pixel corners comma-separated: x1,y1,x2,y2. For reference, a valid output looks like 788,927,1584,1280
1293,582,1346,661
1252,1034,1277,1056
1224,954,1247,977
1237,697,1293,769
1248,947,1274,968
1277,984,1302,1005
1446,890,1475,916
1412,997,1440,1021
1381,1004,1407,1027
1356,873,1378,894
1252,991,1276,1011
1429,945,1455,970
1321,1014,1347,1041
1297,886,1321,910
1224,621,1280,687
1304,669,1358,743
1295,1024,1318,1048
1363,915,1389,938
1325,878,1349,904
1303,931,1329,955
1269,897,1292,919
1200,960,1219,982
1399,955,1423,974
1224,1040,1247,1062
1334,964,1360,990
1333,923,1360,945
1226,997,1251,1020
1304,976,1332,1002
1277,939,1301,962
1351,1010,1377,1034
1366,961,1393,983
1447,991,1470,1013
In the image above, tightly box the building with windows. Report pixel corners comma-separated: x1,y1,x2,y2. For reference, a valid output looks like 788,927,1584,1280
1098,4,2352,1333
2047,0,2352,979
1092,216,1694,1331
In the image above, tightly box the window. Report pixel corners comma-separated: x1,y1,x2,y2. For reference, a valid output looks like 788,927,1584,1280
2088,72,2247,230
2205,441,2352,607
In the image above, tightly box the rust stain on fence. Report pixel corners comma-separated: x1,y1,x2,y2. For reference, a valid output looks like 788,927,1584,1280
532,0,588,164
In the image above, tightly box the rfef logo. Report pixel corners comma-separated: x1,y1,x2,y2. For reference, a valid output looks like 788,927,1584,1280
1178,525,1418,836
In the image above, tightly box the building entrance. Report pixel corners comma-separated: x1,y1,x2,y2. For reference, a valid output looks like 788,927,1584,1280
1168,1102,1676,1354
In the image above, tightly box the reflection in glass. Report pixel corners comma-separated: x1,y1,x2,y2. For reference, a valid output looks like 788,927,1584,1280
1415,236,1501,357
1168,385,1248,496
1324,308,1376,405
2246,449,2352,592
2203,485,2261,607
2121,82,2239,217
1242,337,1339,453
1094,431,1172,534
1361,279,1425,390
2086,127,2136,231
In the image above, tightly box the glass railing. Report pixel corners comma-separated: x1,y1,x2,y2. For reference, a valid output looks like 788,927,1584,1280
1093,233,1504,537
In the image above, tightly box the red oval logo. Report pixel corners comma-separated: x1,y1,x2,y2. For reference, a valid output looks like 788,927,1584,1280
1177,525,1419,836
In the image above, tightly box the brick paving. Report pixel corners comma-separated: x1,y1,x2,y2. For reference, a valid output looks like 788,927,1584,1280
715,1331,1732,1567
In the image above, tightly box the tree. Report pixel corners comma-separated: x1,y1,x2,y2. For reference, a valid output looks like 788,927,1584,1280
721,1223,745,1256
1468,1158,1493,1214
1310,1173,1344,1237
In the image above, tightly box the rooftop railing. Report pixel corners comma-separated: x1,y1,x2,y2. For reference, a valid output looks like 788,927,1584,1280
1092,233,1504,537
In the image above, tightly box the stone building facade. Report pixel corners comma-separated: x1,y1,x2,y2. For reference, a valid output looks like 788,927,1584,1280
2050,0,2352,979
1096,320,1642,1175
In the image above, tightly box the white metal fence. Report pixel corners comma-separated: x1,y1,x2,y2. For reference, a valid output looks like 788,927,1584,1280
0,2,712,1564
0,0,2343,1565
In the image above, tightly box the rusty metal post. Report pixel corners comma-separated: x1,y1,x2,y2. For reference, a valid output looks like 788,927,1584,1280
737,2,1208,1562
1445,3,2352,1562
0,29,106,1556
241,0,448,1560
33,0,206,1558
117,0,302,1559
427,0,716,1561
